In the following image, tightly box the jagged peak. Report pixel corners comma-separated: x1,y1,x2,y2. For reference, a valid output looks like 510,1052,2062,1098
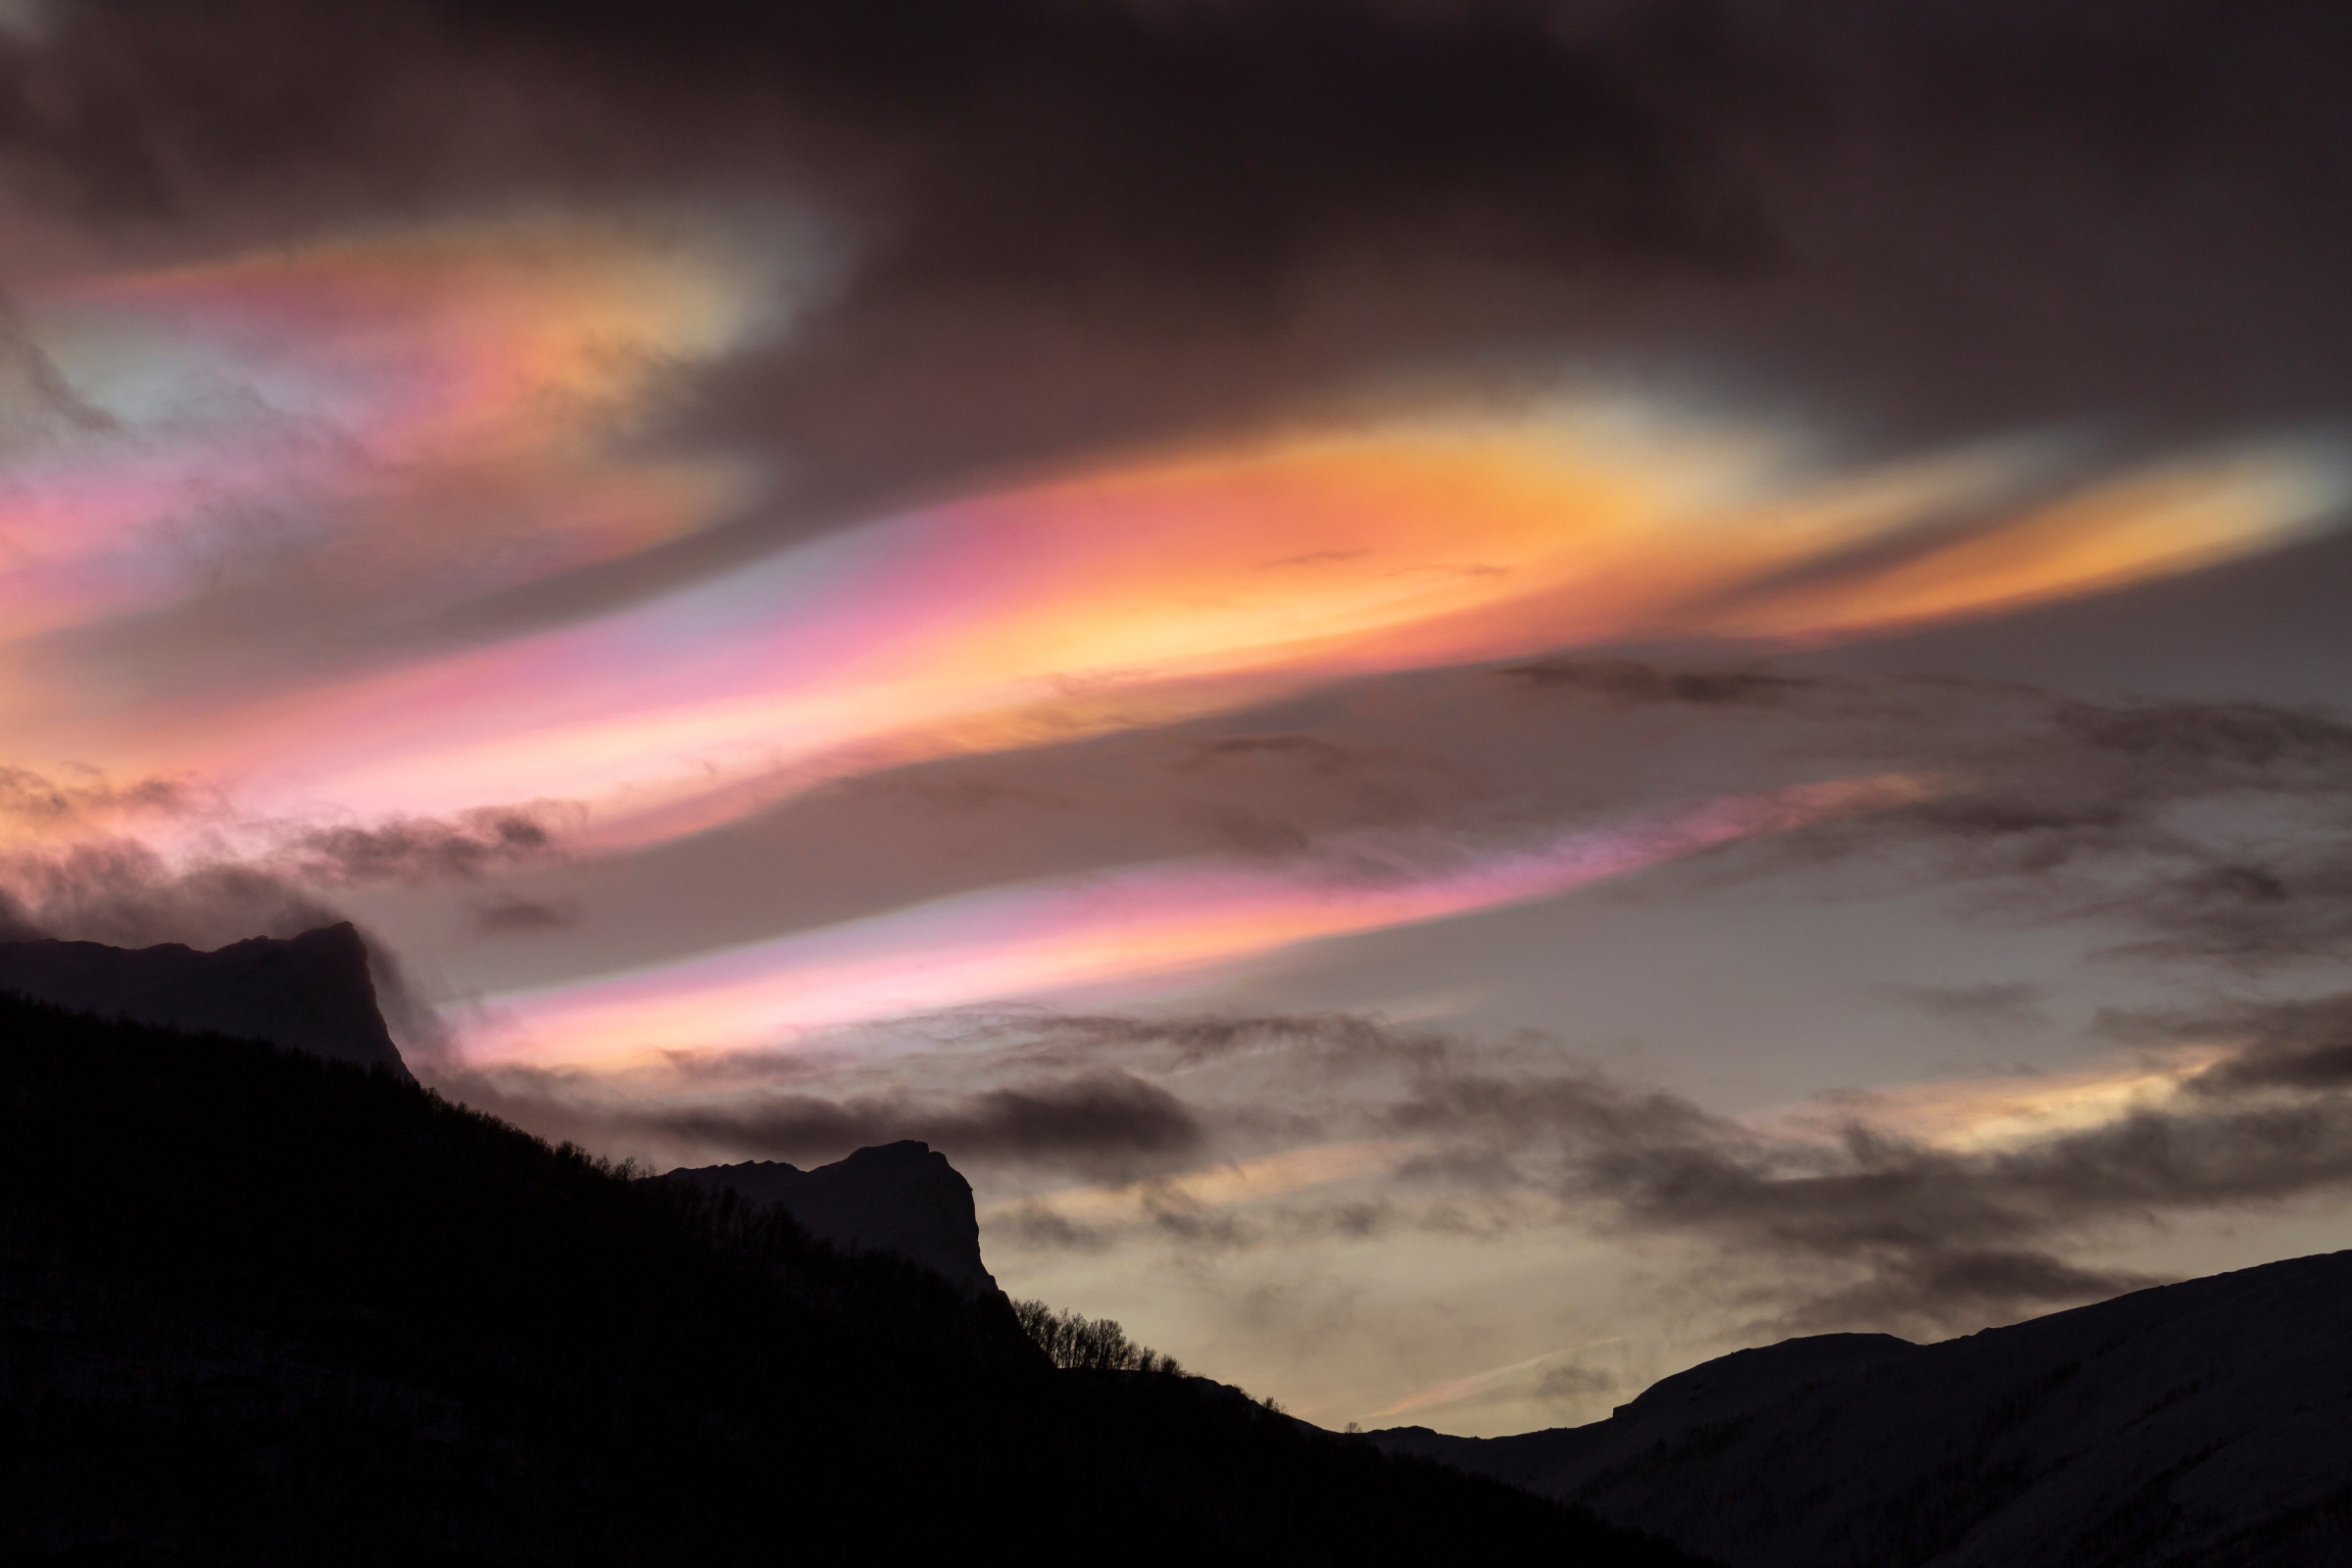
0,922,410,1081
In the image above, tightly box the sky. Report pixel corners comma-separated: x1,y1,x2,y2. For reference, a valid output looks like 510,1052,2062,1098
4,0,2352,1435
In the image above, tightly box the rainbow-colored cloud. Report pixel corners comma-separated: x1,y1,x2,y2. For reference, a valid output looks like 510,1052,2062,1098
3,217,2342,1067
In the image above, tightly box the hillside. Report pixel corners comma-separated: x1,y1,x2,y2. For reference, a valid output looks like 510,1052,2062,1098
0,994,1703,1566
1372,1255,2352,1566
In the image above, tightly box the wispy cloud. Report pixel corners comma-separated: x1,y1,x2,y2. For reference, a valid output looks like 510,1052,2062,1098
474,774,1921,1065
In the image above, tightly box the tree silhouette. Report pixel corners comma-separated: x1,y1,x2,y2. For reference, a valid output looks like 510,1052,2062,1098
1012,1298,1186,1376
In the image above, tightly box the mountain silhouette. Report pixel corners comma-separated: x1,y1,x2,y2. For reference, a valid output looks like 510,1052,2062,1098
0,922,411,1080
1371,1253,2352,1566
665,1144,999,1295
0,992,1703,1565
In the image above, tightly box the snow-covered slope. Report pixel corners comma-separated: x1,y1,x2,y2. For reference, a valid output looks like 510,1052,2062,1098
1372,1250,2352,1566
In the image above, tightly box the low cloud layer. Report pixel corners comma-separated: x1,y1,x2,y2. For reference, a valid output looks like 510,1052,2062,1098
432,974,2352,1340
635,1069,1204,1176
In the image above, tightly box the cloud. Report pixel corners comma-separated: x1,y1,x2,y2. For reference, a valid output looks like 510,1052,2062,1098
0,822,457,1052
2129,993,2352,1097
628,1069,1204,1175
280,805,568,885
471,894,581,934
1531,1362,1619,1400
422,958,2352,1339
1886,981,2051,1033
3,0,2343,653
1875,696,2352,963
0,764,198,836
0,836,342,950
0,296,115,449
1363,1018,2352,1332
1500,660,2352,967
828,995,2352,1333
1502,657,1826,708
0,775,576,951
475,774,1911,1066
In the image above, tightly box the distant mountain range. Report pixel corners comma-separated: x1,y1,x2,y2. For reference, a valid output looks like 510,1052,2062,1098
666,1145,1001,1296
1371,1252,2352,1566
0,922,412,1080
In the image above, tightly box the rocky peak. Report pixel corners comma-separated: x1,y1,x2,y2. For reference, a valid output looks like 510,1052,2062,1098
665,1140,999,1296
0,922,412,1081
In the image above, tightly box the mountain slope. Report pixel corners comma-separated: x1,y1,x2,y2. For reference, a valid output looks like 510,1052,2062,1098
0,922,411,1078
1372,1255,2352,1567
0,994,1704,1566
666,1144,999,1295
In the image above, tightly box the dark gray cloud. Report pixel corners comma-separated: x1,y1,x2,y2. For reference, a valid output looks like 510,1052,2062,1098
2123,993,2352,1098
0,295,114,447
1502,657,1826,707
1365,1016,2352,1332
0,780,573,950
470,893,580,935
0,836,342,950
0,823,450,1051
1886,981,2051,1033
422,974,2352,1334
1001,1006,1449,1073
1530,1362,1620,1400
628,1068,1203,1176
1179,734,1361,773
1497,658,2352,966
894,999,2352,1332
281,805,568,885
1874,696,2352,964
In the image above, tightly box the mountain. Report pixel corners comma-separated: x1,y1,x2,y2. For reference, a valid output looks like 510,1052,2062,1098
0,922,412,1080
1371,1253,2352,1566
665,1144,999,1296
0,992,1706,1566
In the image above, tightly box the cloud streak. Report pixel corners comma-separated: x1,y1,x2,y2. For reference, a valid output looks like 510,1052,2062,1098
475,773,1921,1065
974,1002,2352,1334
637,1069,1203,1176
454,988,2352,1339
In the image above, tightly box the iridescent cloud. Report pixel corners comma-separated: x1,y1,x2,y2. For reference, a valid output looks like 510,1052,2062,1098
50,398,2339,861
1,216,774,645
475,774,1925,1067
1757,1047,2238,1152
4,218,2344,1071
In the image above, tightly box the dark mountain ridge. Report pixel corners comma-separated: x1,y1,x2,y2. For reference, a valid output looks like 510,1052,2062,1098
1373,1252,2352,1566
666,1145,1000,1296
0,993,1702,1565
0,922,412,1080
